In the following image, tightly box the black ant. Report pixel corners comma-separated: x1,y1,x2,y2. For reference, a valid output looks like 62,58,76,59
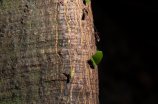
87,59,94,69
62,73,71,83
94,26,100,44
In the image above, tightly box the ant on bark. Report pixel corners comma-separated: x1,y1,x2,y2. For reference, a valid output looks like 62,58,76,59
94,26,100,44
59,1,64,6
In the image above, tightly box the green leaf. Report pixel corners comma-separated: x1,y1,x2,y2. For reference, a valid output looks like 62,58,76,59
85,0,90,2
90,51,103,65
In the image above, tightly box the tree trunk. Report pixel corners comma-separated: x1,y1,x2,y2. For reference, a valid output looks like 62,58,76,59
0,0,99,104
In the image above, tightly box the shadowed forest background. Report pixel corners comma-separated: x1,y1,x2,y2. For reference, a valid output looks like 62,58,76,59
91,0,158,104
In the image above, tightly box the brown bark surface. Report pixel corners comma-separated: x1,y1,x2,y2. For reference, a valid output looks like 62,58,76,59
0,0,99,103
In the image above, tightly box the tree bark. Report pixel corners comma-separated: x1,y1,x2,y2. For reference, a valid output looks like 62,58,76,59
0,0,99,104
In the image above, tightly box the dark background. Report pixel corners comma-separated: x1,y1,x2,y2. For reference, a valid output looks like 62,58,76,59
91,0,158,104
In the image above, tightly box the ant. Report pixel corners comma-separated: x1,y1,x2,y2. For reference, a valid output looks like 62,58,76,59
59,1,64,6
87,59,94,69
63,73,71,83
94,26,100,44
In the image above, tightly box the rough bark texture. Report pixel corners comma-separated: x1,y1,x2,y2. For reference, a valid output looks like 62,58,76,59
0,0,99,104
